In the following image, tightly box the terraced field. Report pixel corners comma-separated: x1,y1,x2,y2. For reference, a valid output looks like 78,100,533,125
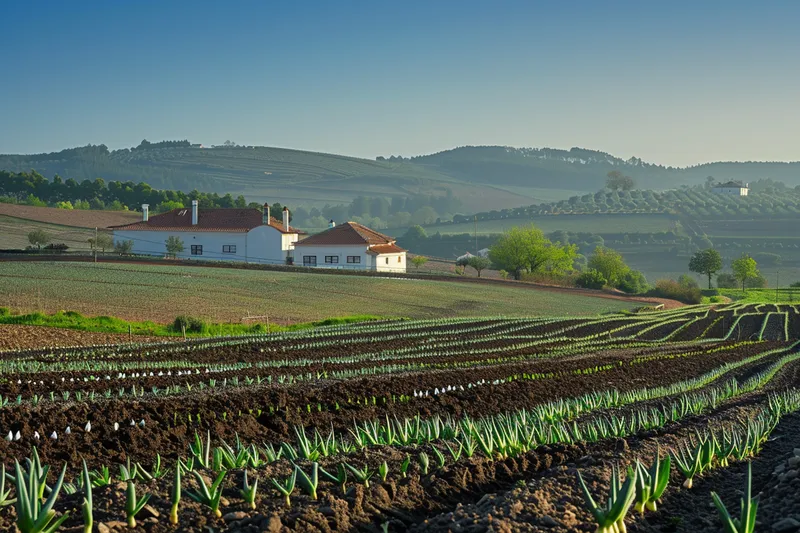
0,303,799,531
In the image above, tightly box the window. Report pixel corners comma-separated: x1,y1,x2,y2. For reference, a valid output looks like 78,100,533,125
385,257,389,265
347,256,361,264
191,245,203,256
222,245,236,254
303,255,317,266
325,256,339,264
398,256,401,263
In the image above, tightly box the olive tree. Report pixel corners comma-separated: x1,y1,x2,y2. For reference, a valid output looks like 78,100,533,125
689,249,722,289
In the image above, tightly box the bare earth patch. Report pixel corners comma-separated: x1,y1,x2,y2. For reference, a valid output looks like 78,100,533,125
0,324,170,351
0,203,140,228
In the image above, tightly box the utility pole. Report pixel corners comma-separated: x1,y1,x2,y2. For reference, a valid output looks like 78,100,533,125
94,227,98,263
474,216,478,254
776,270,779,303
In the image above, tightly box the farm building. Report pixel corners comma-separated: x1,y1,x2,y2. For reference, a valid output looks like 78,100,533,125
293,221,407,272
712,181,749,196
111,201,303,264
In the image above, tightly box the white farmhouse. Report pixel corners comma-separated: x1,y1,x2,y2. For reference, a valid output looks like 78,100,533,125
293,222,407,272
111,201,302,264
712,181,749,196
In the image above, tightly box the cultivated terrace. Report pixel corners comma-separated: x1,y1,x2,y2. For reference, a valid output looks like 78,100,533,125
0,303,799,532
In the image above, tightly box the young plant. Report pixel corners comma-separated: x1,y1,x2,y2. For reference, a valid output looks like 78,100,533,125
320,463,348,493
576,464,637,533
186,470,226,518
711,462,758,533
672,437,715,489
88,466,112,488
14,460,69,533
170,464,181,525
81,461,93,533
418,452,430,475
0,464,15,508
125,481,151,528
270,470,297,508
400,455,411,479
378,461,389,482
344,463,374,488
240,470,259,510
294,463,319,500
633,447,671,514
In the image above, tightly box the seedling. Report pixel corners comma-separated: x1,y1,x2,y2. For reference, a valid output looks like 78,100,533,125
170,465,181,525
633,447,670,513
125,481,151,528
711,462,758,533
576,464,637,533
186,470,226,517
270,470,297,507
294,463,319,500
14,460,69,533
81,460,93,533
240,470,259,510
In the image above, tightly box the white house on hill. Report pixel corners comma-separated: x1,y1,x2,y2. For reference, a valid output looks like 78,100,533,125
293,222,407,272
111,201,303,264
712,181,749,196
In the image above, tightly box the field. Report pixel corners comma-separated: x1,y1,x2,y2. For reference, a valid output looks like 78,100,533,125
0,303,799,531
0,262,637,323
0,215,104,251
0,203,139,228
404,214,678,237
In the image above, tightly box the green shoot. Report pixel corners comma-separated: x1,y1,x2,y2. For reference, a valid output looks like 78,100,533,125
240,470,259,510
711,462,758,533
576,464,637,533
81,461,92,533
14,460,69,533
170,464,181,525
270,470,297,508
125,481,151,529
186,470,226,518
294,463,319,500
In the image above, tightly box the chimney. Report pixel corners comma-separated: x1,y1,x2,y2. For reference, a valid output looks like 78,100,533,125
141,204,149,222
262,203,270,225
329,219,336,228
191,200,198,225
282,206,289,231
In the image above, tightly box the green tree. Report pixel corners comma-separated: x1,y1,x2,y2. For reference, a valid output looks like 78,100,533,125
688,248,723,289
410,256,429,270
156,200,184,213
488,225,575,280
732,255,759,292
27,229,50,250
114,240,134,256
587,247,630,287
467,255,491,278
606,170,635,191
165,236,185,258
96,234,114,253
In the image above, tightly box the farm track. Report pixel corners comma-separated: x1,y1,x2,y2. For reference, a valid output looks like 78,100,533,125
1,303,799,531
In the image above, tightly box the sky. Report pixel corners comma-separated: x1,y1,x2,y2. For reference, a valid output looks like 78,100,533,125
1,0,798,167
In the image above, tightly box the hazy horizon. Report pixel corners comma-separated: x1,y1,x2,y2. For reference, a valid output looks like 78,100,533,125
2,0,799,167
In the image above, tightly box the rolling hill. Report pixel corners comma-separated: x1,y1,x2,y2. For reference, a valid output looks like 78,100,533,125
3,143,800,212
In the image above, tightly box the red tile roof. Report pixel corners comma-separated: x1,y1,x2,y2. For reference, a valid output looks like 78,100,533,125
366,243,406,255
294,222,397,246
110,208,303,234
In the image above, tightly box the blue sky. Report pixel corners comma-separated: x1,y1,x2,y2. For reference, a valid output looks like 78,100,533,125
1,0,798,166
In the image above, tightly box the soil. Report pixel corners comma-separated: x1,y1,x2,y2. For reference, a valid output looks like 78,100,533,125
0,305,798,532
0,323,171,351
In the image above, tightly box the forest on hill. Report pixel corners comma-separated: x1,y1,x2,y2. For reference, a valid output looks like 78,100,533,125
3,141,800,212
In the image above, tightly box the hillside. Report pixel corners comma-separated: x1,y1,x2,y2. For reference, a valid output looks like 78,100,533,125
4,143,800,212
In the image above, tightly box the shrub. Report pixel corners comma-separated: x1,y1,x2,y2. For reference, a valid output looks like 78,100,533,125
647,279,703,304
576,269,607,290
172,315,206,334
745,274,767,289
0,307,10,316
708,296,725,303
618,270,648,294
498,270,509,280
44,243,69,251
791,281,800,288
701,289,720,297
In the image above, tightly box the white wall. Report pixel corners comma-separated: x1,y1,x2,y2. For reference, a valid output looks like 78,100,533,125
113,226,293,264
292,244,370,269
374,252,407,273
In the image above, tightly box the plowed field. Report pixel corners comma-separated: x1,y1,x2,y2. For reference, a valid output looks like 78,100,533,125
0,302,799,532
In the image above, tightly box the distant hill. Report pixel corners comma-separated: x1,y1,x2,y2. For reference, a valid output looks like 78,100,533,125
2,142,799,212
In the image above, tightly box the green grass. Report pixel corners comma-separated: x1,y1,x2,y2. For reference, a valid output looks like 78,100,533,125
0,262,636,324
718,288,800,304
0,308,385,337
404,214,678,237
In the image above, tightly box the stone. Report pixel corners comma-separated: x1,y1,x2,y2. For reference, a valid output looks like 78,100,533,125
788,457,800,468
540,515,560,527
223,511,249,522
772,517,800,533
97,524,112,533
786,470,798,481
143,504,160,518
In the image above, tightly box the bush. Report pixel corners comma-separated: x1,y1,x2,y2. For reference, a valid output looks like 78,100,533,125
647,279,703,304
708,295,725,303
172,315,206,334
618,270,648,294
498,270,509,280
576,269,607,290
745,274,767,288
791,281,800,288
0,307,10,317
44,243,69,251
701,289,720,297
